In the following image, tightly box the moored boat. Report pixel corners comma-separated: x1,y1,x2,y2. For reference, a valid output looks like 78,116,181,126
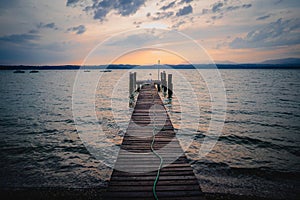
13,70,25,73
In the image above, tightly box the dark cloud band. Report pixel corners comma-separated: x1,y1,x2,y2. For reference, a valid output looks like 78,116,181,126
67,0,146,21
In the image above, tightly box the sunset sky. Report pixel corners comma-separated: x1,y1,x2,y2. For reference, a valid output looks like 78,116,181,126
0,0,299,65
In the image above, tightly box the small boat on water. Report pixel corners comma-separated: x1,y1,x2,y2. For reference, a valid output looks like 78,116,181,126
100,69,112,72
13,70,25,73
84,70,90,72
29,70,39,73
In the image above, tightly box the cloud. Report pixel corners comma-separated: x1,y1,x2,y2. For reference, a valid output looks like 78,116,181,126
66,0,80,7
225,4,251,12
211,15,223,20
0,33,39,45
0,42,73,65
133,21,142,27
152,11,174,20
67,25,86,35
202,8,209,14
242,4,252,9
28,29,39,34
256,14,271,21
171,20,186,29
105,32,160,47
160,1,176,10
67,0,146,21
212,2,224,13
226,6,240,12
202,1,252,22
37,22,58,30
179,0,193,4
176,5,193,16
229,18,300,49
153,1,194,20
0,0,19,10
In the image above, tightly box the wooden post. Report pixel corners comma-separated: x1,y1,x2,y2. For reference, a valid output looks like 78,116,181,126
157,60,160,81
160,72,163,92
129,72,134,97
168,74,173,98
163,71,167,93
133,72,136,92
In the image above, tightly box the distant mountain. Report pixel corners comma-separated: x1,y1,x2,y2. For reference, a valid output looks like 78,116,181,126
215,60,237,64
260,58,300,64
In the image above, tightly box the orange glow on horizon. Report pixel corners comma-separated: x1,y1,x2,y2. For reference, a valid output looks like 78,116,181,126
112,49,188,65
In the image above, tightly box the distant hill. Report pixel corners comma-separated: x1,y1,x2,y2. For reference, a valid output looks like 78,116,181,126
260,58,300,64
215,60,237,64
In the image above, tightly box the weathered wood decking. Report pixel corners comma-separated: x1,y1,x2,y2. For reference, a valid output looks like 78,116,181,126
104,84,204,200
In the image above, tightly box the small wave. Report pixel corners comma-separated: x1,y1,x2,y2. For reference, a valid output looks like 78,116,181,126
64,146,90,154
64,119,75,124
1,146,37,154
224,119,300,131
193,160,300,181
230,166,300,181
218,134,300,156
219,135,271,146
43,129,59,134
192,133,300,157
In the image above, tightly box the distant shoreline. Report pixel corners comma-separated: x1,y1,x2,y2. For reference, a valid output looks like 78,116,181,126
1,64,300,70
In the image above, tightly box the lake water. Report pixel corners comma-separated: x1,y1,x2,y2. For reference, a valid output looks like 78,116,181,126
0,69,299,199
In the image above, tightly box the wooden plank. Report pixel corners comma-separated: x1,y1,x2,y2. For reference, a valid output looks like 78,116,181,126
104,190,203,198
110,175,199,181
109,179,199,186
108,185,201,192
112,170,196,177
107,197,204,200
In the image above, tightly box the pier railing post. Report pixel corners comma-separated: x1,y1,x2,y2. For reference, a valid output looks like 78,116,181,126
159,72,163,92
168,74,173,98
133,72,136,92
162,71,167,93
129,72,134,98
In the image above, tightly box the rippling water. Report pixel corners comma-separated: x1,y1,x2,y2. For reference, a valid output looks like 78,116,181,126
0,69,299,199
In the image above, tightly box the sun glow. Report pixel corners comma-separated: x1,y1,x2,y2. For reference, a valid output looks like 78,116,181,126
112,49,188,65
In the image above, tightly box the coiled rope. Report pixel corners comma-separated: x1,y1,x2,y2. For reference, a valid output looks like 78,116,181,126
151,85,164,200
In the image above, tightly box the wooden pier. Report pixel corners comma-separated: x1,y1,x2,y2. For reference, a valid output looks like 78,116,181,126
104,82,204,199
